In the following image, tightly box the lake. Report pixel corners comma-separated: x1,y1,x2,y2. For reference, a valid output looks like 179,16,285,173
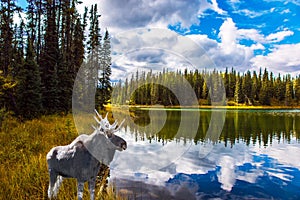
109,108,300,199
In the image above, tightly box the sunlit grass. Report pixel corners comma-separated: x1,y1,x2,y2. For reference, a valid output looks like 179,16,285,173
0,114,126,200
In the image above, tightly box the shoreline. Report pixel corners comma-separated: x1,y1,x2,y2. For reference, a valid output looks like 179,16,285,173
106,104,300,110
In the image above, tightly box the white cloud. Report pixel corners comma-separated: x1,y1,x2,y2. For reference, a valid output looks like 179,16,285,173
281,8,291,14
94,0,206,32
250,43,265,50
264,0,300,6
218,18,238,54
234,9,269,18
229,0,240,2
283,18,289,22
80,0,228,34
211,0,227,15
237,28,265,43
110,28,215,80
251,43,300,74
266,30,294,42
78,0,299,75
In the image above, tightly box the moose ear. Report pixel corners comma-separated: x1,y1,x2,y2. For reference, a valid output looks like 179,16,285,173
106,132,113,138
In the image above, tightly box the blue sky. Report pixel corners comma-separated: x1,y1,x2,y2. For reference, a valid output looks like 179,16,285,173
17,0,300,77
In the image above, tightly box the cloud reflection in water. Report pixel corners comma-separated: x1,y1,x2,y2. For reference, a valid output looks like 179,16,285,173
110,130,300,199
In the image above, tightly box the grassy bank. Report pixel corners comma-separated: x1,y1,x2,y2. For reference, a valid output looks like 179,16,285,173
0,114,125,200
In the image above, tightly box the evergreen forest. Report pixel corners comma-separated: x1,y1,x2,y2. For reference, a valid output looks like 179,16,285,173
113,68,300,107
1,0,300,121
0,0,111,120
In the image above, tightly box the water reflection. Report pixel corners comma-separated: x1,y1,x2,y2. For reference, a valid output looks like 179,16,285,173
114,108,300,146
110,109,300,199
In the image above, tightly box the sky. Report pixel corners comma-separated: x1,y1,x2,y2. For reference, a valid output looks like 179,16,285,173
16,0,300,78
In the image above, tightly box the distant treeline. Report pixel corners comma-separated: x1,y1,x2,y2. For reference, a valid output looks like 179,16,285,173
0,1,111,119
112,68,300,106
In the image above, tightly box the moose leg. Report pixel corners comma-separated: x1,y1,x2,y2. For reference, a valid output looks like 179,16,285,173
88,178,96,200
77,181,84,200
47,169,58,199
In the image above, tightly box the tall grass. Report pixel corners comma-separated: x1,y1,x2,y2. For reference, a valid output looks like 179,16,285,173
0,114,126,200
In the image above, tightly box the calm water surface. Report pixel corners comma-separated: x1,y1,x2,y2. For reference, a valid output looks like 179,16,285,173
110,109,300,200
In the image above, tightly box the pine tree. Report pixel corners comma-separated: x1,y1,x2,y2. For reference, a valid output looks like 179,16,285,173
228,68,236,98
234,75,242,103
252,71,259,101
259,68,271,105
224,67,229,98
11,21,25,78
16,37,42,119
274,74,285,101
285,75,293,106
202,80,208,100
35,0,43,64
242,70,252,104
40,0,60,113
56,0,82,113
294,76,300,104
96,29,112,109
0,0,20,76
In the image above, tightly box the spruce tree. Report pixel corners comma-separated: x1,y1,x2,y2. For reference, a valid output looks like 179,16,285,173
234,75,242,103
16,37,42,119
252,71,259,101
40,0,60,113
228,68,236,98
294,76,300,104
242,70,252,104
224,67,229,98
0,0,19,77
259,68,271,105
285,75,293,106
274,74,285,101
96,29,112,109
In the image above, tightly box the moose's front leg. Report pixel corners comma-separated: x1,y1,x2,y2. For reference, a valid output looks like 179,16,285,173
88,178,96,200
77,181,84,200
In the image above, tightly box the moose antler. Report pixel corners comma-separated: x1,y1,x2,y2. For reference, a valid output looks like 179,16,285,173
93,110,125,134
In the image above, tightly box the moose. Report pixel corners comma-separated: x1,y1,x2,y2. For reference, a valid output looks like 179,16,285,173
46,110,127,200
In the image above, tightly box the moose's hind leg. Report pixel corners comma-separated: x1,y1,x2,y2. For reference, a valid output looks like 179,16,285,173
88,178,96,200
77,181,84,200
